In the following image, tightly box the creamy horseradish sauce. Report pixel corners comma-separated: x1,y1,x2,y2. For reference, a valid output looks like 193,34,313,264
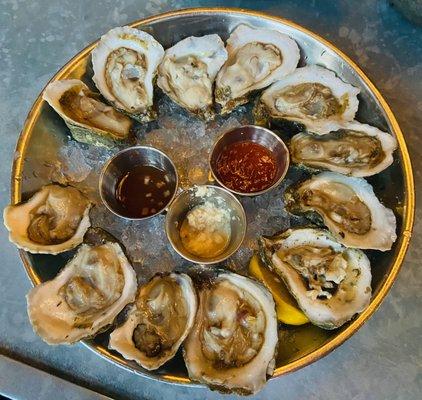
180,201,231,258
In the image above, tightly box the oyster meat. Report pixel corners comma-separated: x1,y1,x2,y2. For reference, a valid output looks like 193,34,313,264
260,228,372,329
43,79,133,147
215,24,300,114
285,172,397,251
290,121,397,177
255,65,360,134
157,34,228,120
27,242,137,344
92,26,164,122
183,272,278,395
109,273,197,370
3,185,91,254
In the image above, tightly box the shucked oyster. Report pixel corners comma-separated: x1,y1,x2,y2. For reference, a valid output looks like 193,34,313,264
255,65,360,134
183,272,278,395
215,25,300,114
3,185,91,254
43,80,133,147
157,34,228,120
109,273,197,370
260,228,372,329
27,242,137,344
290,121,397,177
92,26,164,122
285,172,397,251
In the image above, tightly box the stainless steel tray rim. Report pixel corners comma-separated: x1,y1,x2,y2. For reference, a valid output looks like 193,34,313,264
11,7,415,386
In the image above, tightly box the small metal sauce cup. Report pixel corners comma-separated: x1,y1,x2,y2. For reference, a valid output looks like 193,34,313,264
209,125,290,196
99,146,178,220
165,185,247,265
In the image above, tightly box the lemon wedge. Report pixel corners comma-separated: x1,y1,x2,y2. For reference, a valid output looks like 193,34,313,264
249,253,309,325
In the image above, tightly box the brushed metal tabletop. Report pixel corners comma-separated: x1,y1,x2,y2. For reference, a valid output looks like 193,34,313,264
0,1,420,399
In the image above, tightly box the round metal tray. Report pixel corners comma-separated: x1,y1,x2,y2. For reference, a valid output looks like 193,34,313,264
11,7,414,386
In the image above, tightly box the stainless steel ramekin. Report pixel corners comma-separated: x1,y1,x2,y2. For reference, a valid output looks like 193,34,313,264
99,146,178,220
209,125,290,196
165,185,247,264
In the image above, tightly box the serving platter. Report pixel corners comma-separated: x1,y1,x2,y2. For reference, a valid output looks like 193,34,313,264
11,7,414,386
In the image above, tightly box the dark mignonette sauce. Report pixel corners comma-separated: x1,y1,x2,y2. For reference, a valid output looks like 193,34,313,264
216,140,279,193
115,165,174,218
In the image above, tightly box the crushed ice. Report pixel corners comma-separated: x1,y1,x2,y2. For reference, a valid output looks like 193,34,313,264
39,94,291,281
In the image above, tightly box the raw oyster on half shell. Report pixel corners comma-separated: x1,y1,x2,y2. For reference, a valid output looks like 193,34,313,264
285,172,397,251
290,121,397,177
157,34,228,120
215,24,300,114
255,65,360,134
183,271,278,395
259,228,372,329
26,242,137,344
3,185,91,254
92,26,164,122
109,273,197,370
43,79,133,147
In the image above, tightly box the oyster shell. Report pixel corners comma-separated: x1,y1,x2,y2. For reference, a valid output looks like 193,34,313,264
109,273,197,370
92,26,164,122
43,79,133,147
183,271,278,395
255,65,360,134
3,185,91,254
290,121,397,177
215,25,300,114
157,34,228,120
285,172,397,251
26,242,137,344
259,228,372,329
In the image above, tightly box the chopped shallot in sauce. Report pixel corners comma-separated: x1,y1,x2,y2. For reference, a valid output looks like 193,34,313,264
115,165,174,218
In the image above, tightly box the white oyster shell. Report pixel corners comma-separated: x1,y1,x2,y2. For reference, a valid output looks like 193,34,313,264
92,26,164,122
290,121,397,177
157,34,228,120
261,228,372,329
3,185,91,254
109,273,197,370
43,79,133,147
183,272,278,395
26,242,137,344
286,172,397,250
257,65,360,134
215,24,300,114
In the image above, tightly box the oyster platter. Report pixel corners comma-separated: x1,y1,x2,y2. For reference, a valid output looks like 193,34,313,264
4,9,413,395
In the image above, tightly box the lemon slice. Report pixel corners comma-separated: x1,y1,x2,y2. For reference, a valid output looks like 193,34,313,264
249,253,309,325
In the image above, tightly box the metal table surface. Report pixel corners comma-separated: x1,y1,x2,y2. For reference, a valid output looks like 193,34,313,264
0,1,420,399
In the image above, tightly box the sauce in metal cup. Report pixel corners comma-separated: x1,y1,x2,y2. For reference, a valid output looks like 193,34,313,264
99,146,178,220
209,125,290,196
165,185,247,264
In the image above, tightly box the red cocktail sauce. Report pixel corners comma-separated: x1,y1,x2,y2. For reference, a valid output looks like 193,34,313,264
216,140,279,193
